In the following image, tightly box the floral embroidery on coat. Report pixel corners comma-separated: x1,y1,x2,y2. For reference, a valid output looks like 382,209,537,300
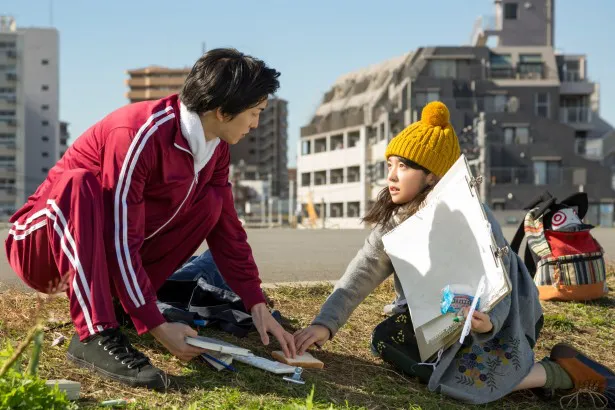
454,335,521,391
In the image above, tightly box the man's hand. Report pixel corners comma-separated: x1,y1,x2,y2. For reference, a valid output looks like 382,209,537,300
150,322,208,361
251,303,296,358
462,307,493,334
294,325,331,355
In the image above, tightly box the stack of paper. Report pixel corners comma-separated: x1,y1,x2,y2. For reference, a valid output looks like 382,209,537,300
382,155,512,362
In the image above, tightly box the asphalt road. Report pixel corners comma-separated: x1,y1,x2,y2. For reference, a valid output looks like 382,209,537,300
1,227,614,291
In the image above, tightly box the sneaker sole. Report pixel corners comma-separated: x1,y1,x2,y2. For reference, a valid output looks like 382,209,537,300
66,352,168,390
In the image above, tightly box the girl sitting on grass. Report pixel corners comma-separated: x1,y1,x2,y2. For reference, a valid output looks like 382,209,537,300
294,101,614,407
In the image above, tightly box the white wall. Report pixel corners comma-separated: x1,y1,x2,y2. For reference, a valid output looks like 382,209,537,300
297,145,361,172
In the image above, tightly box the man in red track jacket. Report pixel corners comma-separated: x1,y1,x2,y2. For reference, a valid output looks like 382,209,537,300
5,48,295,389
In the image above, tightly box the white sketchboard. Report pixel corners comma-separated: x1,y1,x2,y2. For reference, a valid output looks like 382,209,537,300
382,155,512,361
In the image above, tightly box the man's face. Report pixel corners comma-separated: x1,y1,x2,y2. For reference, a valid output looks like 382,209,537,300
218,99,268,145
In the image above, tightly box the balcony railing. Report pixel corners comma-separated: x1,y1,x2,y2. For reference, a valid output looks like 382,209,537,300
490,166,585,186
488,66,516,79
487,62,547,80
560,107,592,124
561,70,583,82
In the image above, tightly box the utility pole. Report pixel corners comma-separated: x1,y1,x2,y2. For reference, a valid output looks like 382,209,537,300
476,112,489,201
288,179,295,227
321,197,326,229
267,173,273,228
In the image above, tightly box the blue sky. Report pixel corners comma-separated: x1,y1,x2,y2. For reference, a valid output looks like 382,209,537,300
4,0,615,166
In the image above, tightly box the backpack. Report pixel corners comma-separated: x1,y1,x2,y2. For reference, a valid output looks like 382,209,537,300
510,191,608,301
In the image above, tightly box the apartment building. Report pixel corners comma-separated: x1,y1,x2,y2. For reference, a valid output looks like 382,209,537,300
59,121,69,158
298,0,615,228
0,16,60,215
125,66,289,197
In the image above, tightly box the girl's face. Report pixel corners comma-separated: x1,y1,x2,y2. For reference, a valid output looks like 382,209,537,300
387,156,437,205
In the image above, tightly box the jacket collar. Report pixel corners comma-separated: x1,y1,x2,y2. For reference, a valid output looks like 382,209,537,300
177,101,220,174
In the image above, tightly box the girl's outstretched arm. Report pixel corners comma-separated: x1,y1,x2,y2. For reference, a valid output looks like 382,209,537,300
310,226,394,340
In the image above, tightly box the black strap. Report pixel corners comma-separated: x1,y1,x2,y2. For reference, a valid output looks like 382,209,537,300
510,217,526,254
533,197,557,220
524,191,554,211
559,192,589,220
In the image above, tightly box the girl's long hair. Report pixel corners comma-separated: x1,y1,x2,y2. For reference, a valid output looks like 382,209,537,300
362,158,435,229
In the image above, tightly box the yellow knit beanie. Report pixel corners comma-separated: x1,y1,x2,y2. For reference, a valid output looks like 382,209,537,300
384,101,461,177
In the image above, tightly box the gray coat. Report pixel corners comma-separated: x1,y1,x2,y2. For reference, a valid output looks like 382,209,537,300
313,206,543,405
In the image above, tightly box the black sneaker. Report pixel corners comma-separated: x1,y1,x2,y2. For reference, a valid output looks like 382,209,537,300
66,328,168,390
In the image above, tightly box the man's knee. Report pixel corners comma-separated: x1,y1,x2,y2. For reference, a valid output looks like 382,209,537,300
57,169,103,201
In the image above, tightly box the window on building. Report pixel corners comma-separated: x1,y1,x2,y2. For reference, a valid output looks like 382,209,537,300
330,134,344,150
42,104,49,110
41,85,49,91
42,167,49,173
42,59,49,65
42,120,49,126
42,152,49,157
490,53,513,67
504,2,518,19
515,127,529,144
503,126,529,144
301,140,311,156
485,94,508,113
330,168,344,184
563,60,581,82
249,149,256,155
519,54,544,78
428,60,457,78
301,173,311,187
41,136,49,142
347,202,360,218
330,202,344,218
534,160,561,185
347,166,360,183
489,53,514,78
347,131,361,148
415,91,440,108
535,92,550,118
314,137,327,153
314,171,326,186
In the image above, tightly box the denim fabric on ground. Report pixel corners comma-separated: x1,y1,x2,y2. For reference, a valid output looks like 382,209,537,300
167,250,232,291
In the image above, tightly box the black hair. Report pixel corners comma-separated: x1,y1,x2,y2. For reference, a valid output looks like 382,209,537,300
180,48,280,118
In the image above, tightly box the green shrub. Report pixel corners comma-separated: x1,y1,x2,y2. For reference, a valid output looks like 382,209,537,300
0,343,76,410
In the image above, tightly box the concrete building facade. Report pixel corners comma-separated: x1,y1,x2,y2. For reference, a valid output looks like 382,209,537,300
0,16,60,215
298,0,615,228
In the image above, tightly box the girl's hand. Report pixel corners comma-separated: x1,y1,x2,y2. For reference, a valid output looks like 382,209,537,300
293,325,331,355
462,307,493,334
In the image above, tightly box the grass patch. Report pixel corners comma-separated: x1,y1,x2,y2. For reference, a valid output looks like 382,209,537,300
0,270,614,409
543,314,576,332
